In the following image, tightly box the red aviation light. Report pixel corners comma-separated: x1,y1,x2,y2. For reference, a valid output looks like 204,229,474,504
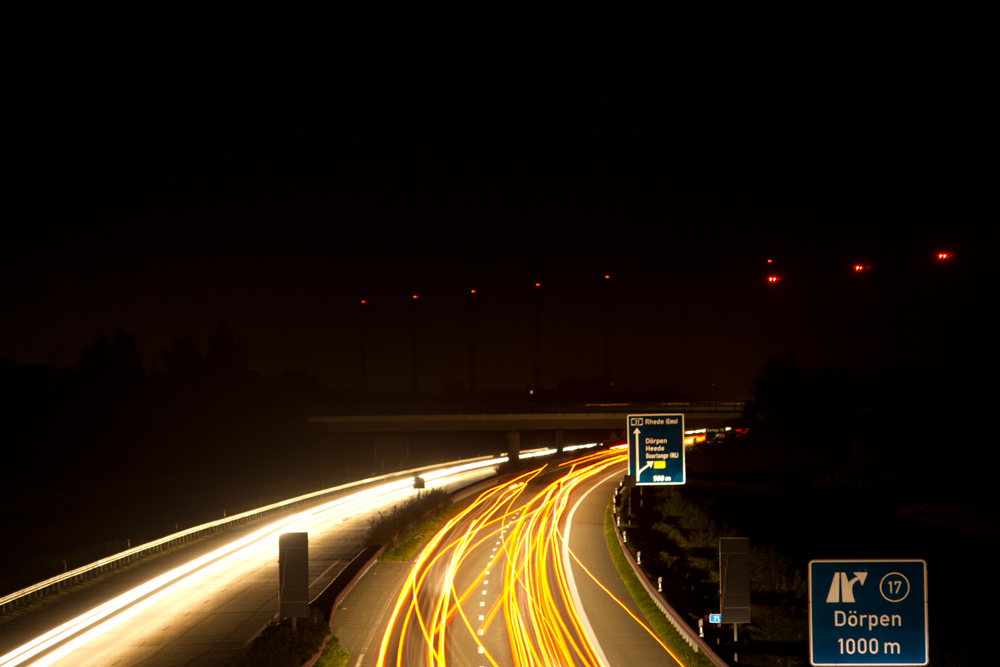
535,283,541,287
604,275,610,279
937,252,953,261
767,276,781,283
854,265,870,272
470,289,475,294
412,295,418,299
361,300,366,304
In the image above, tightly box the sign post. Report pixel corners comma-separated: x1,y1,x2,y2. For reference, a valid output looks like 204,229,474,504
626,414,685,486
808,559,928,665
279,533,310,625
719,537,751,624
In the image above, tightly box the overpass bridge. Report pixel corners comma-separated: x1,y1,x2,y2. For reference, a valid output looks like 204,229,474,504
308,401,743,451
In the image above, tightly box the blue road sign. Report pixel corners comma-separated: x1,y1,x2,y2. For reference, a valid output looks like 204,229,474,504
627,414,685,485
709,614,722,624
809,560,927,666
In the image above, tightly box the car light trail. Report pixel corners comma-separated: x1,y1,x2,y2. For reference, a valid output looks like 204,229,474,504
562,443,598,452
377,448,686,667
0,461,501,667
518,449,557,460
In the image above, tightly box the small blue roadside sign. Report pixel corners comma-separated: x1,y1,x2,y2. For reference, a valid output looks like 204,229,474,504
809,560,928,666
627,414,685,485
709,614,721,624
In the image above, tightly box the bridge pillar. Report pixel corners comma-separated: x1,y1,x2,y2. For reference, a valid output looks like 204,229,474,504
506,431,520,466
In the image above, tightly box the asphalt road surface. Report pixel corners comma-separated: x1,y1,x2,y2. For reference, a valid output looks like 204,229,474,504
0,465,495,667
566,463,682,667
361,450,681,667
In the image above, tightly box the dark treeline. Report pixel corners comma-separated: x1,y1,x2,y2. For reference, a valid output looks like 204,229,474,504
0,325,353,596
0,324,661,596
690,349,992,478
679,352,996,666
3,330,990,597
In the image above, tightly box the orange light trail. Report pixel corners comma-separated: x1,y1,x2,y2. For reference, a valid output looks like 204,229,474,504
377,449,686,666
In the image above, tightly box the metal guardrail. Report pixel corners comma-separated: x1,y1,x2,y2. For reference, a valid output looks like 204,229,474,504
612,492,730,667
0,450,541,615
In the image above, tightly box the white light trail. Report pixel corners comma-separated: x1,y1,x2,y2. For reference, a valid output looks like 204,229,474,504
0,460,503,667
518,449,557,459
562,443,598,452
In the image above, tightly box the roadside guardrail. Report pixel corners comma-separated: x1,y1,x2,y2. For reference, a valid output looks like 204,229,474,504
612,491,730,667
0,449,548,615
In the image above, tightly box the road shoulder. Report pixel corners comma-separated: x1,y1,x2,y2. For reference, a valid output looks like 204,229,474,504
328,560,412,667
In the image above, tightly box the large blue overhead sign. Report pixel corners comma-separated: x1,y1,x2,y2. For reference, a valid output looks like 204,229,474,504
809,560,928,666
627,413,685,485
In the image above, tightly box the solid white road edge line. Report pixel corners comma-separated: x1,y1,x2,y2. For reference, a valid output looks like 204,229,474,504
561,467,621,667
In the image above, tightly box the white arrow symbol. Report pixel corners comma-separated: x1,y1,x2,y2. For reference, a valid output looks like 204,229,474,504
634,427,651,476
825,571,869,603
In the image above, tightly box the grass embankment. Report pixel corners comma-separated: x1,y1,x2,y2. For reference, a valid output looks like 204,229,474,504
603,500,715,667
379,496,476,561
368,485,486,561
618,485,808,666
313,636,352,667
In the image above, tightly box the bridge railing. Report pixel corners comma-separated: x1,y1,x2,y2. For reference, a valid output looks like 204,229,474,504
0,450,546,615
315,401,746,416
582,401,744,413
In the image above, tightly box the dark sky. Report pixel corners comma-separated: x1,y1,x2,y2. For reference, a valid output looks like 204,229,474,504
3,8,995,398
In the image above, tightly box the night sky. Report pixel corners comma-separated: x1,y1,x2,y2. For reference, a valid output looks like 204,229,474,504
4,8,995,398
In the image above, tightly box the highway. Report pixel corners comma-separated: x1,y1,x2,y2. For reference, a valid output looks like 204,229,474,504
564,459,686,667
2,449,692,667
0,462,498,667
375,448,683,667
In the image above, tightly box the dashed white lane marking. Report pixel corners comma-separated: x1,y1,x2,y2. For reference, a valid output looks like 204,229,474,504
309,560,344,588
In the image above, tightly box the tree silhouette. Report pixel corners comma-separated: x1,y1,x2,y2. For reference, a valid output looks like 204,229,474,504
162,337,203,378
77,332,145,395
207,323,249,380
